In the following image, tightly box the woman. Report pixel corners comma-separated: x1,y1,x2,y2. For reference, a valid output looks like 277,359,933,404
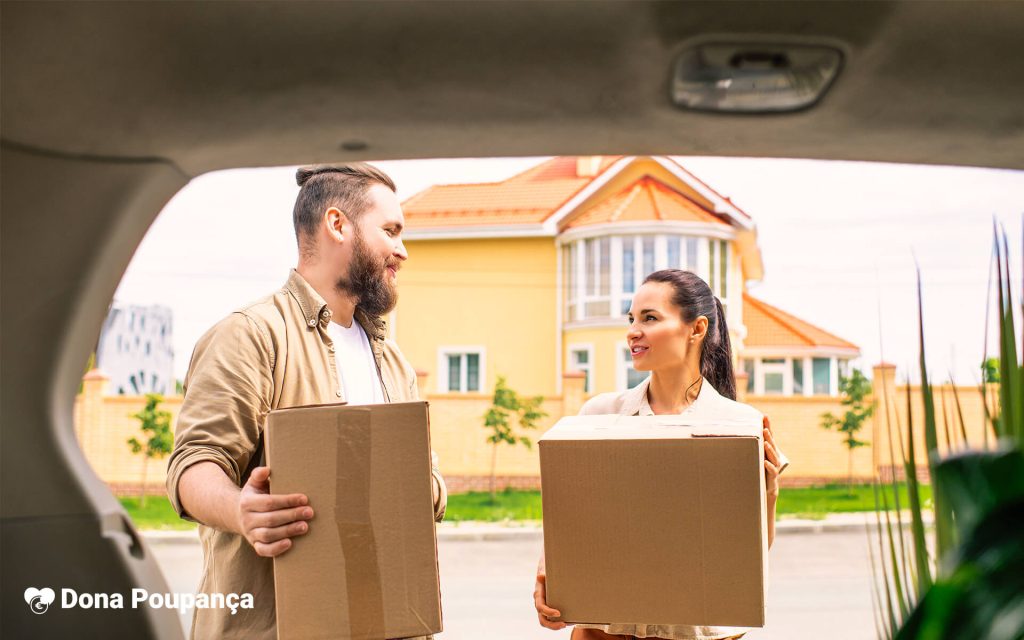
533,269,788,640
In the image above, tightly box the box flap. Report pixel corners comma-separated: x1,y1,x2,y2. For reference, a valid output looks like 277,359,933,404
539,414,762,442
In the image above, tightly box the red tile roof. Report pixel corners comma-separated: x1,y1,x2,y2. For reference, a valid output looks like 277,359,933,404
561,176,730,230
743,294,859,351
402,156,621,227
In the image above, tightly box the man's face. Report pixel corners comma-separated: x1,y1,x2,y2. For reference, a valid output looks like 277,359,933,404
335,184,408,317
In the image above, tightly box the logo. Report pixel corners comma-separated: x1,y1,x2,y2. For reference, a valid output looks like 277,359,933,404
20,586,254,616
24,588,56,614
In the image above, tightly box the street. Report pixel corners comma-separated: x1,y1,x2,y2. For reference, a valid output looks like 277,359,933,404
150,529,874,639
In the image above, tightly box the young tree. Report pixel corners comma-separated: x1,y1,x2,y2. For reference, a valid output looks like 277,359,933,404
483,376,547,503
981,357,1000,383
820,368,875,494
127,394,174,507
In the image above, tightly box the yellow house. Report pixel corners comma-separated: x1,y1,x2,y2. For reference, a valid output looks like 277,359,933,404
395,155,859,400
395,154,851,395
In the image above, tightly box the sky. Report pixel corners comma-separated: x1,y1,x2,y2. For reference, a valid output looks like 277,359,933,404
113,156,1024,385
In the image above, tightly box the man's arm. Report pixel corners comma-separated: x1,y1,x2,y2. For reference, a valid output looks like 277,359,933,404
180,462,314,557
166,312,312,556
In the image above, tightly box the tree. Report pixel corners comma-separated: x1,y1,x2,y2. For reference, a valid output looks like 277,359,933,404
483,376,547,503
981,357,1000,383
127,394,174,507
820,368,875,494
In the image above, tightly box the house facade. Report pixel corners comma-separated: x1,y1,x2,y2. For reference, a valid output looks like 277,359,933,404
395,156,858,402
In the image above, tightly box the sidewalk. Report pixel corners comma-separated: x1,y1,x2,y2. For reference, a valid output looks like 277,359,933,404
142,511,929,544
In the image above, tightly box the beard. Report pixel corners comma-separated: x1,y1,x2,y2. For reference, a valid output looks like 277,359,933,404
334,229,399,317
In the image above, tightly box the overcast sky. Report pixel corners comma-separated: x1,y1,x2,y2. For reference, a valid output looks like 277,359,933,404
114,157,1024,385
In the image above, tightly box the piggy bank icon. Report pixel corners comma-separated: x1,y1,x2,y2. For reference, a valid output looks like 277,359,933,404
25,588,56,614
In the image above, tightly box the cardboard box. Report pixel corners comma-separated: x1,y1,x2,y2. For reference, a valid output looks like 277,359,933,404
266,401,442,640
539,414,767,628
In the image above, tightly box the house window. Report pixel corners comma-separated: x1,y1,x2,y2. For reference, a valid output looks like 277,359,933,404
569,345,594,393
621,236,636,314
838,358,850,381
439,349,484,393
583,237,611,317
792,358,804,395
620,346,648,391
812,357,831,395
719,240,728,299
642,236,655,279
564,235,726,322
563,244,576,322
743,358,755,393
761,358,786,395
685,237,698,272
667,237,680,269
708,239,728,299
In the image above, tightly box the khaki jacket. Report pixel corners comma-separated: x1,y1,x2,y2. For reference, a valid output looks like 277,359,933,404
166,270,446,640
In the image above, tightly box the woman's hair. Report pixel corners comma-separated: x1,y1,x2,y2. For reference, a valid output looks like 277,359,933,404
643,269,736,400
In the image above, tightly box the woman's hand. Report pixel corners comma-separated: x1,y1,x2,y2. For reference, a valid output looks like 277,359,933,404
534,560,567,630
763,416,783,501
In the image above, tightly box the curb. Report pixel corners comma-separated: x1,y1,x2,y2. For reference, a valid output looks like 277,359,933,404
140,514,925,544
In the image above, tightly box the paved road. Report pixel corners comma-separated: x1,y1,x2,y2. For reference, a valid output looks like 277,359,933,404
150,530,874,639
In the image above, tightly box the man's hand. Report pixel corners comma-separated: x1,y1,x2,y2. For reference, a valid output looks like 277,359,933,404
237,466,314,558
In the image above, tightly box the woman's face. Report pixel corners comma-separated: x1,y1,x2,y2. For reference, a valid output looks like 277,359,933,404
626,281,704,372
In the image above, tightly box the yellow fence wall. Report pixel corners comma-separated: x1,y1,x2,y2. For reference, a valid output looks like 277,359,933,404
75,365,998,495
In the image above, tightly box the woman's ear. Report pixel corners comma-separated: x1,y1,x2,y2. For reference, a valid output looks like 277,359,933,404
692,315,709,343
324,206,347,244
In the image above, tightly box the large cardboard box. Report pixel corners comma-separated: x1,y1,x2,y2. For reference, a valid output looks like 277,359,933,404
539,414,767,628
266,401,442,640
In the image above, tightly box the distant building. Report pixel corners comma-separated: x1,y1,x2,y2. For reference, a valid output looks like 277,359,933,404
96,304,175,395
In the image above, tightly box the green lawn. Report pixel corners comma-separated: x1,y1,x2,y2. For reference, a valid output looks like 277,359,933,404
120,483,933,529
120,496,197,531
776,483,933,520
447,483,934,522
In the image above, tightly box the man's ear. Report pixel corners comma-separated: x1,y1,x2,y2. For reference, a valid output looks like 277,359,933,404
324,206,347,244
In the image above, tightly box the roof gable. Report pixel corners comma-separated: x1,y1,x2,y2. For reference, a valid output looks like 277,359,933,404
743,294,859,351
561,175,730,230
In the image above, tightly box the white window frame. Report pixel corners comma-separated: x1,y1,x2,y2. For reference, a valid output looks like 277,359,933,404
437,346,486,394
563,231,732,324
567,343,595,394
758,357,788,395
616,344,649,392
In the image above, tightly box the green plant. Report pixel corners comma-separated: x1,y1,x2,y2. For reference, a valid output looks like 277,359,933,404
871,225,1024,639
820,368,875,494
483,376,546,503
127,394,174,508
981,357,1000,384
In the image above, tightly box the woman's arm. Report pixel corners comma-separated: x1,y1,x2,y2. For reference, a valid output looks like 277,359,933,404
763,416,783,548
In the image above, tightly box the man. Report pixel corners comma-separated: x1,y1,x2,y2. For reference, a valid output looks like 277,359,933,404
166,163,446,640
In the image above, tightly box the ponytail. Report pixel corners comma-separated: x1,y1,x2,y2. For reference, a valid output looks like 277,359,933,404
701,297,736,400
643,269,736,400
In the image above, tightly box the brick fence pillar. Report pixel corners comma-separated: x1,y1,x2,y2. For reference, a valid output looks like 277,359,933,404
562,371,586,416
734,370,749,403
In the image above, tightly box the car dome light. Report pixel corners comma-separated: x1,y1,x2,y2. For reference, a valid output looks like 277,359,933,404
671,42,843,113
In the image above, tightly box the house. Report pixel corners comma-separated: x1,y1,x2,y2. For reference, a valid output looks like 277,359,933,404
394,155,859,401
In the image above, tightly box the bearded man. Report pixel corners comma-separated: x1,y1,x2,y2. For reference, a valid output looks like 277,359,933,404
166,163,446,640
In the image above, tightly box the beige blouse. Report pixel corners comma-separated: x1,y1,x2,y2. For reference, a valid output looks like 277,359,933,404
573,376,787,640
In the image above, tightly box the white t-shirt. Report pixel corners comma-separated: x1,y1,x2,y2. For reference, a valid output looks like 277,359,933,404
326,320,385,405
